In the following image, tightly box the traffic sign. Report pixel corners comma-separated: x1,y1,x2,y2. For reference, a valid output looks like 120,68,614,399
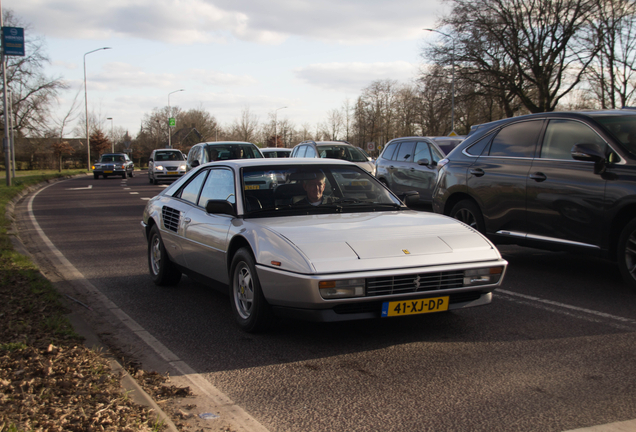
449,130,458,137
367,142,375,151
169,118,176,127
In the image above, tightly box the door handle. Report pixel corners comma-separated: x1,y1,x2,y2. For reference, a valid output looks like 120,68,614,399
529,172,547,182
469,168,485,177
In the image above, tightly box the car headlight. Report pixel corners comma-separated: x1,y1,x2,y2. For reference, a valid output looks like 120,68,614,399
319,279,365,299
463,267,504,286
179,164,186,170
155,165,164,171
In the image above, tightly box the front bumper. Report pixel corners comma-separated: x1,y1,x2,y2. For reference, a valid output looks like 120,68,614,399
256,259,506,322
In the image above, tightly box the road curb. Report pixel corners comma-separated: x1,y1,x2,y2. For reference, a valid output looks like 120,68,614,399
6,174,179,432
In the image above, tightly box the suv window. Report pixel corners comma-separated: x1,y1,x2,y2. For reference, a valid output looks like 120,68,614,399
414,142,431,163
541,119,606,160
382,142,398,160
295,146,307,158
395,142,415,162
489,120,542,158
305,146,317,158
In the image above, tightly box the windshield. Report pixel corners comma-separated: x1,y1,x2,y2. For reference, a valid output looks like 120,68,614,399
155,151,184,161
317,145,369,162
593,115,636,156
100,155,125,163
241,165,403,217
206,144,263,161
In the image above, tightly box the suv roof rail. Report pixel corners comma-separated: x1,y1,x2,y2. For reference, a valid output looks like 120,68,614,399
299,140,317,145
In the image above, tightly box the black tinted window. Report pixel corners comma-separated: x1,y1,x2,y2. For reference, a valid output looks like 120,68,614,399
541,120,606,160
465,137,491,156
489,120,542,158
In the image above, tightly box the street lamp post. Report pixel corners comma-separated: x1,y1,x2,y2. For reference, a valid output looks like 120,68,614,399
106,117,114,152
167,89,184,148
424,28,455,134
274,106,287,147
84,47,112,170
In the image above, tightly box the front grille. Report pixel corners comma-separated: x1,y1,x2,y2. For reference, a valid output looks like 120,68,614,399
165,165,178,170
367,271,464,296
162,206,180,232
332,292,482,315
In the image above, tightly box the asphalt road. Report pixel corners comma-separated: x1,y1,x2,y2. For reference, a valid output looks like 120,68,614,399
15,172,636,431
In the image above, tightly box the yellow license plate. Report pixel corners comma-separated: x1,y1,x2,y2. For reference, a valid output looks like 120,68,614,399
104,170,113,174
381,296,449,317
167,171,178,175
245,185,260,190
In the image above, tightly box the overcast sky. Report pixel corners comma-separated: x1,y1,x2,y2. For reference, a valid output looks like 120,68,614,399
13,0,449,138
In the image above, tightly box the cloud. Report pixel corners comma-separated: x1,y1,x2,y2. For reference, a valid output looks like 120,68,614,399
294,61,417,92
16,0,446,44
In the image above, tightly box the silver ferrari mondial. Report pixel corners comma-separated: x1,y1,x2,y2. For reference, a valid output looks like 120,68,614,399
141,158,507,332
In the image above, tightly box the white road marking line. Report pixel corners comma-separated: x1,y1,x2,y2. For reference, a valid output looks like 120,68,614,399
129,192,139,195
124,187,131,190
141,197,151,201
26,182,269,432
497,289,636,330
66,185,93,190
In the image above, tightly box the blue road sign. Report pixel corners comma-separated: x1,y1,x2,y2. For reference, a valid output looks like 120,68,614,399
2,27,25,57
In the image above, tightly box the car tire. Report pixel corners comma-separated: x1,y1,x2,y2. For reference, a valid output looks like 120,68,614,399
149,176,153,184
121,172,126,179
617,218,636,291
230,248,273,332
129,170,134,178
93,173,99,179
450,199,486,233
103,174,108,179
148,225,182,286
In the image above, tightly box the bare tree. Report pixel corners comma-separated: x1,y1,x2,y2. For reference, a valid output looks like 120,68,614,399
431,0,598,114
230,106,259,142
4,10,67,137
584,0,636,108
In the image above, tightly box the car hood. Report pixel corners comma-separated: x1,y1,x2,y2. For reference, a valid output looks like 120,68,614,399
250,211,502,274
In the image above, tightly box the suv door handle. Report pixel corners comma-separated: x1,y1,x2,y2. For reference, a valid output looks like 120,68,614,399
469,168,485,177
529,172,547,182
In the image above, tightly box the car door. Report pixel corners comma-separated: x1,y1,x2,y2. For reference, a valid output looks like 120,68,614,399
390,141,416,195
468,119,544,235
180,167,236,284
525,118,608,249
409,140,443,202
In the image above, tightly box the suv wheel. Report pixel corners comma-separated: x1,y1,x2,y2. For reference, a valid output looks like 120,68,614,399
450,199,486,233
617,218,636,291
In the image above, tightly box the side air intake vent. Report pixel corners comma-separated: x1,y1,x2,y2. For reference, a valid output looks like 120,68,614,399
162,206,180,232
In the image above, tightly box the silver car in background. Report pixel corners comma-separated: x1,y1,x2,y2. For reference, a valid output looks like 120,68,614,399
291,140,376,175
141,159,507,332
148,149,187,184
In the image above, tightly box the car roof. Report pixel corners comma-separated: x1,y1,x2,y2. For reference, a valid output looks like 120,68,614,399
261,147,291,151
200,158,356,169
195,141,258,146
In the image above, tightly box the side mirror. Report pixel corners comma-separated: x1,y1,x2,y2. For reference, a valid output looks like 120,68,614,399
205,200,236,216
148,158,153,162
416,158,436,167
571,143,605,162
191,160,200,168
399,190,420,207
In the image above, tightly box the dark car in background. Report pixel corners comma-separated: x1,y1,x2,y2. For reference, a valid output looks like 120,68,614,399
430,136,465,155
432,109,636,290
148,149,186,184
261,147,292,158
375,136,446,204
186,141,263,171
291,140,376,175
92,153,134,179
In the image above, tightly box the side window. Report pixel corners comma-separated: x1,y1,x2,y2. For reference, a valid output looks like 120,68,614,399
466,137,491,156
296,146,307,158
395,141,415,162
430,144,443,163
413,141,432,163
541,119,606,160
382,142,398,160
198,169,236,207
188,146,200,165
305,146,317,158
179,170,208,204
489,120,542,158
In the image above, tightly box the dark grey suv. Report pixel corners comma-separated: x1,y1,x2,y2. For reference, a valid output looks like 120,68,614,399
375,137,445,204
432,109,636,290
